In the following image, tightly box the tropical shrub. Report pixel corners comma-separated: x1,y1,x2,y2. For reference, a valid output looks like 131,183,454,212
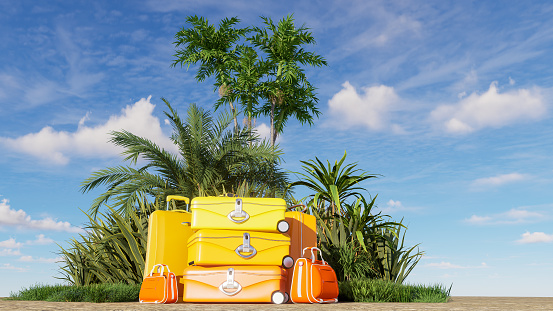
289,152,423,283
81,100,288,218
57,199,155,285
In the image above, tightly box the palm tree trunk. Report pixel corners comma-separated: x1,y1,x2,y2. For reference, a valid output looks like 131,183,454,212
270,98,276,147
229,101,238,132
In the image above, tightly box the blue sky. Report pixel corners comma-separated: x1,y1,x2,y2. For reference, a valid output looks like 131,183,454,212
1,0,552,297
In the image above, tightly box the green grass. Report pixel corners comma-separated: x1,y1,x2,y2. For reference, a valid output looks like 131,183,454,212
8,283,141,303
339,278,451,303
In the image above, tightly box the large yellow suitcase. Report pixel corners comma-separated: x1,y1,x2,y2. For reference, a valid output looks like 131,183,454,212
190,197,289,233
143,198,193,301
181,266,288,304
187,229,293,268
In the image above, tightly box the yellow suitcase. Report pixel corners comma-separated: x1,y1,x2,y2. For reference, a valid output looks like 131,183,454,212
143,196,193,301
190,197,289,233
187,229,294,268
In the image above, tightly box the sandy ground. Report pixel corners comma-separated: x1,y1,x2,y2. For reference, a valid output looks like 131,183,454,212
1,297,553,310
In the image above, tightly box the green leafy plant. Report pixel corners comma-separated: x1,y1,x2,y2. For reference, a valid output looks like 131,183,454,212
81,100,287,218
57,200,153,286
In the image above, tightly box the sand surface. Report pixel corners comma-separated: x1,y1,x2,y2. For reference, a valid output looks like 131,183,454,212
1,297,553,310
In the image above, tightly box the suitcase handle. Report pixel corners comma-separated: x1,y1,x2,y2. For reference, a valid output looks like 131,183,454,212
219,268,242,296
302,247,327,265
166,195,190,210
227,198,250,223
288,204,307,212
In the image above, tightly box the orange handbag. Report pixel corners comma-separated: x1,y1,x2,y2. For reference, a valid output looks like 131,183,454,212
139,264,178,304
290,247,339,304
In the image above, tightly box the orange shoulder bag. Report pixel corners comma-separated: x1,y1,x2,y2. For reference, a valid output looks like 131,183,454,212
139,264,178,304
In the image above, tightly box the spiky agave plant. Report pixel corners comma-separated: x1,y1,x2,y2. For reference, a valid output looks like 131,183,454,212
57,199,155,285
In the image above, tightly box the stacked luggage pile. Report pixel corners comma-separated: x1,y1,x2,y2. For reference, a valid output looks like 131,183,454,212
140,195,337,304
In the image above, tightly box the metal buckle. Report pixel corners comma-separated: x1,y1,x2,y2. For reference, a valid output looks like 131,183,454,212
218,268,242,296
235,233,257,259
227,198,250,223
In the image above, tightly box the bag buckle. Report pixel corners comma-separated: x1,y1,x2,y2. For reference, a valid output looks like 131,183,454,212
219,268,242,296
235,232,257,259
227,198,250,223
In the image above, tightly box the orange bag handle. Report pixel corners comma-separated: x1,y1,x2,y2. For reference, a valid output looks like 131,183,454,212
302,247,327,265
288,204,308,212
149,264,171,276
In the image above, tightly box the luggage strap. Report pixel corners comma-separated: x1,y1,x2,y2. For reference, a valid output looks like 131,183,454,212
227,198,250,223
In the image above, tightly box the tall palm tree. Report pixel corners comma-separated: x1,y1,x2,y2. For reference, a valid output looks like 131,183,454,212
249,15,327,146
172,15,250,132
81,99,287,218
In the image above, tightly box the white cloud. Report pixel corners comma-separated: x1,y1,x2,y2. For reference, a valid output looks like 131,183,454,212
0,198,84,233
0,263,27,272
426,261,488,269
516,232,553,244
465,207,545,225
327,81,400,131
25,234,55,245
0,238,22,249
254,123,271,142
19,255,62,263
0,96,175,165
431,82,545,134
0,248,22,256
472,173,529,187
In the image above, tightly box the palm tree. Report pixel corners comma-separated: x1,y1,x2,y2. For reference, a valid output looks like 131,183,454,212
81,99,287,218
172,15,250,132
249,15,327,146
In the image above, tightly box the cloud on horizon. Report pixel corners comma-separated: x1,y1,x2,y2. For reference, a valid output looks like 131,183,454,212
465,207,545,226
0,96,175,165
0,198,84,233
431,82,545,134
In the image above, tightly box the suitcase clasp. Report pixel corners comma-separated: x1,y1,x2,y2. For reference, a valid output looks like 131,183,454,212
227,198,250,223
219,268,242,296
235,233,257,259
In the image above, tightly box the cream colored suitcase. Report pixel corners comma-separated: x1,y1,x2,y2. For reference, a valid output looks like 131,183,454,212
181,266,289,303
187,229,293,268
190,197,289,233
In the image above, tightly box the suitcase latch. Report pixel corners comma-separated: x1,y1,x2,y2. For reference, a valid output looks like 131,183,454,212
235,232,257,259
227,198,250,223
219,268,242,296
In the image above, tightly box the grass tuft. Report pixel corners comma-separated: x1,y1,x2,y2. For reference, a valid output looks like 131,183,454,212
339,278,451,303
8,283,141,303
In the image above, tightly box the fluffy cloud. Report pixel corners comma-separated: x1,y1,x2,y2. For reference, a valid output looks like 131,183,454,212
471,173,529,188
327,81,400,131
0,198,84,233
0,96,175,165
516,232,553,244
19,255,61,263
0,238,22,249
465,207,545,225
431,82,545,134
